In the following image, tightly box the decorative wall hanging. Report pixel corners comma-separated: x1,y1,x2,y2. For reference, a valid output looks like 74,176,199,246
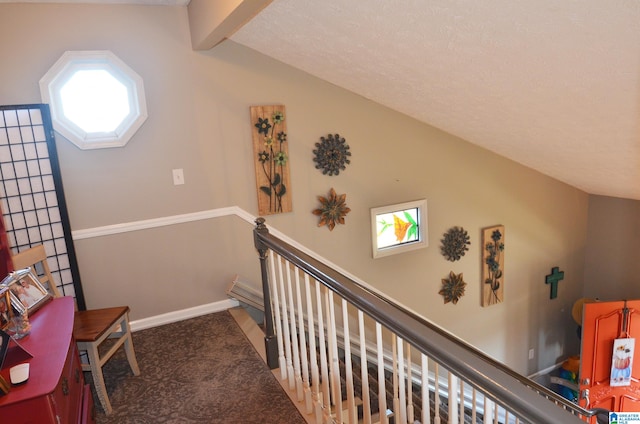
439,271,466,304
545,267,565,299
482,225,505,307
313,133,351,176
610,338,634,387
250,105,292,215
312,188,350,231
441,226,470,262
370,199,428,258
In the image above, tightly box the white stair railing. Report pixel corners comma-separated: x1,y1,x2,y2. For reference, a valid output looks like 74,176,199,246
254,218,599,424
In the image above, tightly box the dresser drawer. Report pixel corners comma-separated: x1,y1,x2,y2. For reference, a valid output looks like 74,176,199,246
80,383,96,424
50,341,84,423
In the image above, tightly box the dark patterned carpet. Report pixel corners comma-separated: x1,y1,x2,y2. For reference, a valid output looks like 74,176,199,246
93,311,306,424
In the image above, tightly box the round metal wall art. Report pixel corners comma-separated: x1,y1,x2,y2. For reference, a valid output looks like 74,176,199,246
441,226,471,262
313,133,351,176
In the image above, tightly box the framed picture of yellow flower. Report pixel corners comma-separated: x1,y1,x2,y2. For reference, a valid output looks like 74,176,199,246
370,199,428,258
250,105,292,215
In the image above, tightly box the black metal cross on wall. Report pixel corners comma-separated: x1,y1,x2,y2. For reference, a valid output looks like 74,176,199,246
545,267,565,299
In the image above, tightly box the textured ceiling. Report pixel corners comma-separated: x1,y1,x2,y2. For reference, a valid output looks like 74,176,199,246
230,0,640,200
5,0,639,199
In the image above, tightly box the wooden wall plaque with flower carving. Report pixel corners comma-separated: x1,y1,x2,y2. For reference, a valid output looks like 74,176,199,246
250,105,292,215
482,225,505,307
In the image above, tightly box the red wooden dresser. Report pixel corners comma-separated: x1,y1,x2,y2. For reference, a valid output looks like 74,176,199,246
0,296,95,423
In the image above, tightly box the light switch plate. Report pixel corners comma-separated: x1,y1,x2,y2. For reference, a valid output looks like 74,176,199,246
172,168,185,185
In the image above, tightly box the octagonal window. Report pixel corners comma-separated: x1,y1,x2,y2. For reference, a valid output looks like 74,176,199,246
60,69,130,133
40,51,147,150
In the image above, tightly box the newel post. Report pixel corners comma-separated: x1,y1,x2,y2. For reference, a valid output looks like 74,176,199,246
254,217,279,369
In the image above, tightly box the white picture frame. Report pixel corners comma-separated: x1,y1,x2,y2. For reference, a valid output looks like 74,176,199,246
371,199,428,258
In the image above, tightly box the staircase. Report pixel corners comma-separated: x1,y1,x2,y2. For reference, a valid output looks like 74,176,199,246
241,218,597,424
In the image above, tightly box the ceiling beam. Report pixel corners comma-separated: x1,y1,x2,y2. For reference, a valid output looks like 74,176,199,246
187,0,271,50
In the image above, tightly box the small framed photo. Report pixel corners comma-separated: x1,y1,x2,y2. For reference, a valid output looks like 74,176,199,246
1,268,52,316
0,287,11,329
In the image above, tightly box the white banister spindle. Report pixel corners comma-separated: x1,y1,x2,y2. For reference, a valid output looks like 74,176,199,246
326,291,343,423
406,345,414,424
303,274,316,415
433,364,441,424
471,387,477,423
268,253,286,379
421,354,430,424
459,379,464,424
376,323,388,424
277,255,293,384
295,270,308,402
483,397,492,424
397,337,407,424
285,262,300,391
448,373,458,424
493,403,499,424
341,299,356,423
316,282,331,423
358,311,371,424
392,335,400,423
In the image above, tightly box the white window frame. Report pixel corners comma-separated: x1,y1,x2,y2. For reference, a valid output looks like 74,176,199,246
371,199,428,258
39,50,147,150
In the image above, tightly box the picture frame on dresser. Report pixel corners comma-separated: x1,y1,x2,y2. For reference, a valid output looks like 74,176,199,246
0,287,10,329
1,268,52,316
0,328,9,368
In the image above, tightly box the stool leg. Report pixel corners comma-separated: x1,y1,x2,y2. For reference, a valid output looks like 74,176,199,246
85,342,113,415
122,317,140,376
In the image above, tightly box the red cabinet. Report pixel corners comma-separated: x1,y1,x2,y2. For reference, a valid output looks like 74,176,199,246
0,297,95,423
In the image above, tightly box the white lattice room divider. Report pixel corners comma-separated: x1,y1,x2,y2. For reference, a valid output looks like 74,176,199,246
0,104,85,309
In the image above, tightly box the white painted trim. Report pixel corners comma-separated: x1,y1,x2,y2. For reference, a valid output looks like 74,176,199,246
70,206,402,314
130,298,239,332
71,206,253,240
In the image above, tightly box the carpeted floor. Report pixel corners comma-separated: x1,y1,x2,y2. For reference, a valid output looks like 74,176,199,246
93,311,306,424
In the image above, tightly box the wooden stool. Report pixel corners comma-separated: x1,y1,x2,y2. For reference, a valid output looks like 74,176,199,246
73,306,140,415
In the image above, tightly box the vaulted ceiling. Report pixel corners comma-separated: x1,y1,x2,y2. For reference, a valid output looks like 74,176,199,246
8,0,640,200
229,1,640,201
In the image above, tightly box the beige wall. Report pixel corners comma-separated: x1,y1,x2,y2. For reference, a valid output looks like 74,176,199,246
584,196,640,300
0,3,590,375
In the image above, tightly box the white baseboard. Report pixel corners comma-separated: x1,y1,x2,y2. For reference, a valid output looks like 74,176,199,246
129,298,239,332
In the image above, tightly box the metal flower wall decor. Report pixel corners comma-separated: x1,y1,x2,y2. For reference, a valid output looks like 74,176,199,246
439,271,467,304
250,105,292,215
482,225,505,307
312,188,351,231
313,133,351,176
441,226,471,261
